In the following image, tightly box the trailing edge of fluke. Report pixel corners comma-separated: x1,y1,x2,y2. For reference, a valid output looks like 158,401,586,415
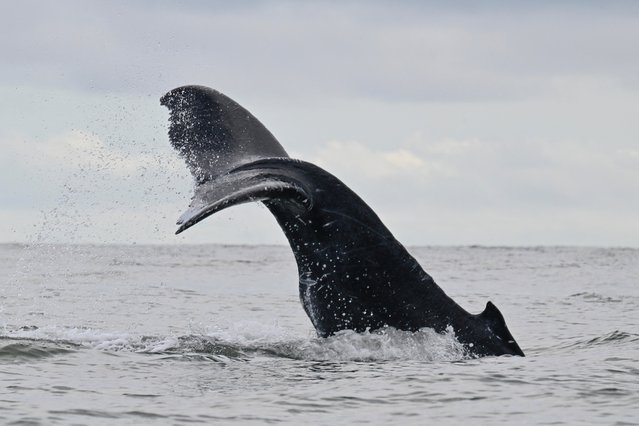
161,85,524,357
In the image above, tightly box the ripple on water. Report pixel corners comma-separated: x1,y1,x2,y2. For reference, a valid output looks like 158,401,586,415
569,292,623,303
0,338,77,361
539,330,639,354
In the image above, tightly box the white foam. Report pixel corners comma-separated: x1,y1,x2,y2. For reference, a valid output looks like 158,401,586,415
199,321,468,362
275,327,467,362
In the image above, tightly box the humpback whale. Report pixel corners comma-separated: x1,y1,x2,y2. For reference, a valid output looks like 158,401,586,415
161,85,525,357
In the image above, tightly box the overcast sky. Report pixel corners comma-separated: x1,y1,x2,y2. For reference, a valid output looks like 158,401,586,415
1,1,638,246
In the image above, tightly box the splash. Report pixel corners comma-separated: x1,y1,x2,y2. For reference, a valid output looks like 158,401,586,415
0,323,469,363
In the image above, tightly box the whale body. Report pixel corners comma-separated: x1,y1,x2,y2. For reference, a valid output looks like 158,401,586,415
161,85,524,357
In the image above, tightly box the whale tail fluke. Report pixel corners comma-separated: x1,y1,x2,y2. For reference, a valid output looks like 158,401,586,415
161,85,525,358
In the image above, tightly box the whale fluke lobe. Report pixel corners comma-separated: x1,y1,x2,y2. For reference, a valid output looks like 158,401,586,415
161,85,525,357
174,160,312,235
161,85,288,183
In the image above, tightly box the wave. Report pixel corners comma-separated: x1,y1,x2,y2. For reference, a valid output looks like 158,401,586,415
583,330,639,346
0,337,78,360
543,330,639,353
0,324,468,363
569,292,623,303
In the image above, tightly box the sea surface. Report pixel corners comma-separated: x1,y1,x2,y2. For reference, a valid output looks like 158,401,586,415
0,244,637,425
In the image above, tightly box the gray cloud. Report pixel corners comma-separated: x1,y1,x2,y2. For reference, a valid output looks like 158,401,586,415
2,1,639,101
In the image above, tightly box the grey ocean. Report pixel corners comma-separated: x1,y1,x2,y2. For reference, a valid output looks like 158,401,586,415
1,244,637,424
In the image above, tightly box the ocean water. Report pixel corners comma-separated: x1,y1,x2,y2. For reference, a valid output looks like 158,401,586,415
0,243,637,425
